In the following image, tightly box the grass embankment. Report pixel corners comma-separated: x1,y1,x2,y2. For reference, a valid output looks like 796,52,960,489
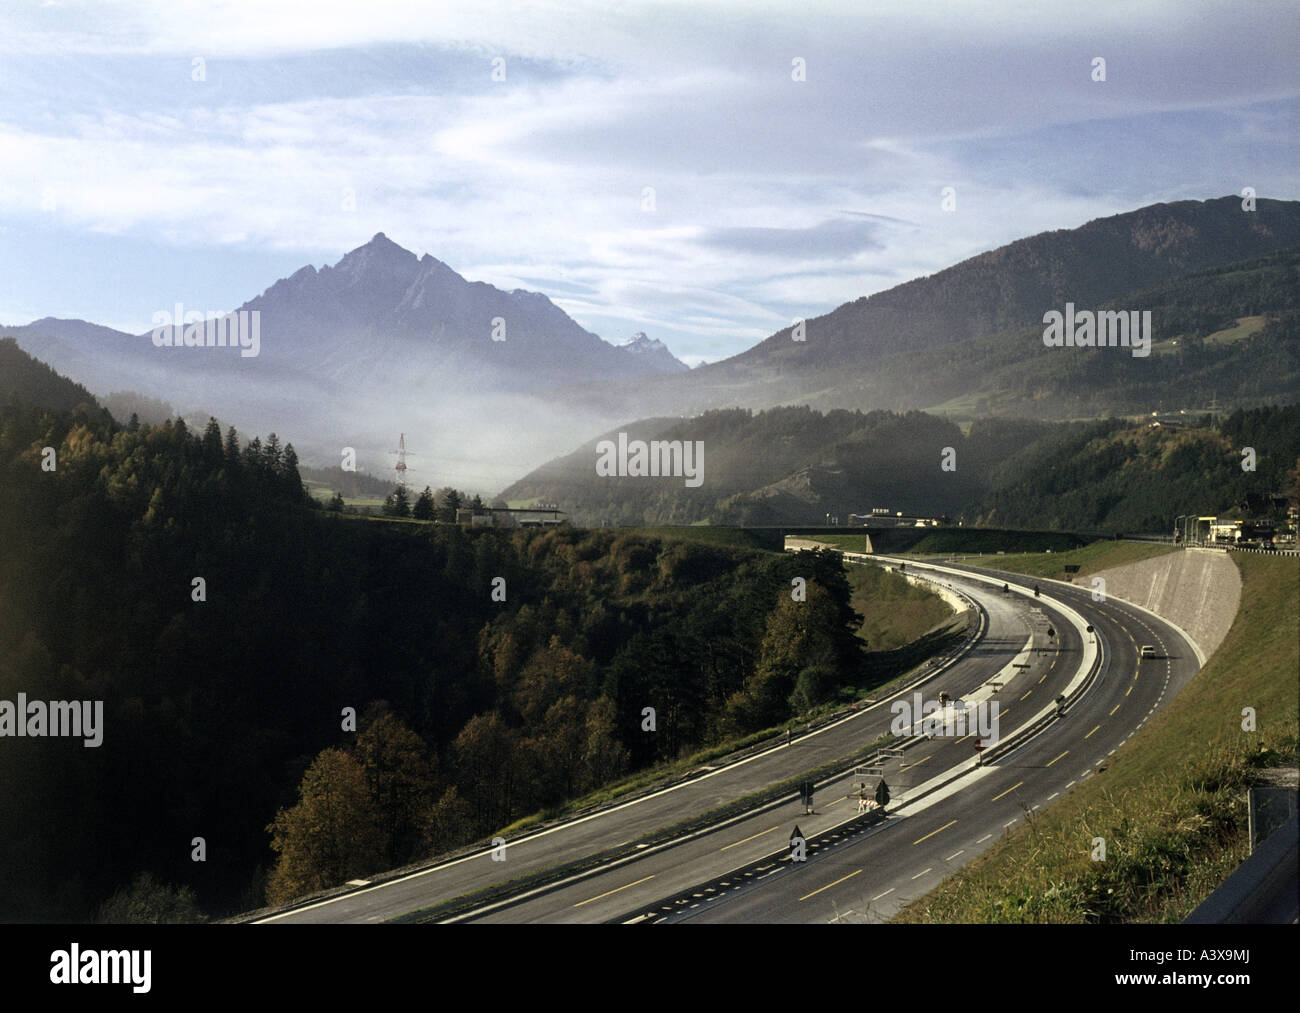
847,563,955,651
894,552,1299,923
976,541,1179,581
802,529,1087,556
905,529,1085,555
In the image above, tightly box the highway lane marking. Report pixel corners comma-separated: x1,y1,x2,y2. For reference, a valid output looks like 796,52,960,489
573,874,656,908
824,797,846,809
912,819,958,845
1126,686,1133,696
1084,725,1101,739
902,755,931,770
976,834,993,844
1065,781,1076,789
799,869,861,901
872,887,895,901
1020,690,1032,701
720,826,778,851
1046,750,1069,767
991,781,1024,802
1047,792,1058,800
1038,674,1047,684
1004,819,1017,828
944,850,965,861
1109,704,1121,716
911,868,933,880
954,733,972,744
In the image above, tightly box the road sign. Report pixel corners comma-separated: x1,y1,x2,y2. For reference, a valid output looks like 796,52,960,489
874,779,891,807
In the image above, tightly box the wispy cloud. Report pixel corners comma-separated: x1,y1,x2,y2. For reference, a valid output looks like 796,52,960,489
1,1,1297,361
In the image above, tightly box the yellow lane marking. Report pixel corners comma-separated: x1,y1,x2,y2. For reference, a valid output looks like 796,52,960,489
1084,725,1101,739
991,782,1024,802
1046,750,1069,767
1038,674,1047,684
902,755,931,770
1109,704,1121,716
912,819,958,845
799,869,861,902
824,796,845,810
574,875,655,908
1020,690,1032,701
1126,686,1133,696
954,733,972,744
720,826,778,852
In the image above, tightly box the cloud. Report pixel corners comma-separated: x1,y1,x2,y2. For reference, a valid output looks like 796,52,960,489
0,1,1296,365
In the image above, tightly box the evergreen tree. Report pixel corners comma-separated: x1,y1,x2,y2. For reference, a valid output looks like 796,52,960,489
127,412,140,433
383,485,411,518
281,443,304,500
224,425,240,464
262,433,283,474
202,417,223,461
436,487,463,523
412,486,435,521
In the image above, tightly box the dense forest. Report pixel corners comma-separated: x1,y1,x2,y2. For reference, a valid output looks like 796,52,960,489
0,399,873,920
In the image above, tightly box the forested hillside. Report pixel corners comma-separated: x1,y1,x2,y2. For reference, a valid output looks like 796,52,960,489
0,337,108,419
0,399,877,919
504,403,1300,532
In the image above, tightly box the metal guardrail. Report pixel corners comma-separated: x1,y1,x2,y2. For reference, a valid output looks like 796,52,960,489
1184,814,1299,924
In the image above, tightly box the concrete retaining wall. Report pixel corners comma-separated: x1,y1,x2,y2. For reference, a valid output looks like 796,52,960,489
1089,547,1241,660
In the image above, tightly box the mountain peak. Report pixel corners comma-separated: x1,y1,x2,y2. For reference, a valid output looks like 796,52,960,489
616,331,689,372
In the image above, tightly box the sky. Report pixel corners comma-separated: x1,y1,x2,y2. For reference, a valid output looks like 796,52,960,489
1,0,1297,366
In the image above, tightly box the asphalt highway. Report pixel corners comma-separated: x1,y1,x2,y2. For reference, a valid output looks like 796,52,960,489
256,560,1061,923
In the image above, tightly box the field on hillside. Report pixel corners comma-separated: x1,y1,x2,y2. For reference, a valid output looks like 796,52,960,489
972,541,1179,580
894,552,1299,923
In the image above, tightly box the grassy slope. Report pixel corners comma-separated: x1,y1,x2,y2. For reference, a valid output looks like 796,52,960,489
973,540,1179,581
802,530,1087,556
847,563,955,651
894,552,1299,922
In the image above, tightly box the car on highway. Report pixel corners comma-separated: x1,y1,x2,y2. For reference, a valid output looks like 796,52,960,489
1139,644,1159,658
